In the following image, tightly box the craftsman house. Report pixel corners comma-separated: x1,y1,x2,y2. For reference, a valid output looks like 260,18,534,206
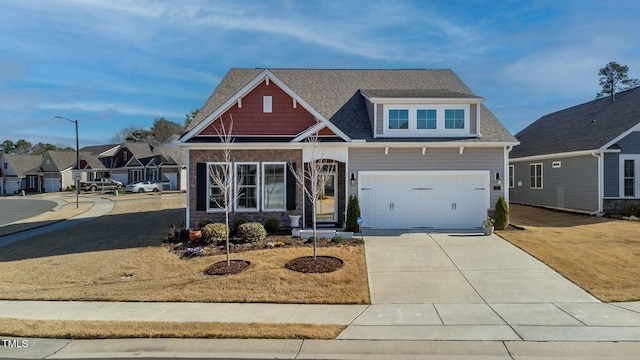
180,68,518,230
510,86,640,214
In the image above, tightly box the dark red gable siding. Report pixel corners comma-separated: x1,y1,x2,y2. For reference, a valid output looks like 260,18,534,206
199,80,318,136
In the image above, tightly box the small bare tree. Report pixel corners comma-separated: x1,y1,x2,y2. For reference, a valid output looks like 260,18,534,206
207,117,243,266
289,132,335,260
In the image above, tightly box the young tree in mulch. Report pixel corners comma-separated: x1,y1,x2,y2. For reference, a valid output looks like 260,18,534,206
286,132,343,273
204,116,250,275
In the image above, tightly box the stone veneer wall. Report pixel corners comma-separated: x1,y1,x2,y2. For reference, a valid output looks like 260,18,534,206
188,149,303,230
603,199,640,215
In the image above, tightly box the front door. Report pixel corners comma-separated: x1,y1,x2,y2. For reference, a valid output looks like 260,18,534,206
316,173,337,222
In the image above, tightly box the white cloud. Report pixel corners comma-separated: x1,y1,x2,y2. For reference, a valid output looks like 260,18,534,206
38,101,184,118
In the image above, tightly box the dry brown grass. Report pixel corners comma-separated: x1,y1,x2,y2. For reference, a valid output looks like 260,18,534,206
0,318,344,339
0,194,370,304
498,204,640,302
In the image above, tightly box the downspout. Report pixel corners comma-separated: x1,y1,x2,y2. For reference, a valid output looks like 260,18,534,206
504,146,513,204
591,151,604,215
184,146,190,228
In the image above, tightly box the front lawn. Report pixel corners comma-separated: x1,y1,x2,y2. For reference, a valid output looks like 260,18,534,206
0,196,369,304
498,204,640,302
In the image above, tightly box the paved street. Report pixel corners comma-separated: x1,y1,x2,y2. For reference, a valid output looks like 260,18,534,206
0,198,58,226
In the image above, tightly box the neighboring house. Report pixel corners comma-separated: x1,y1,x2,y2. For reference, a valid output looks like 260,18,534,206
180,68,518,230
102,141,186,191
509,86,640,215
0,154,42,195
37,150,81,192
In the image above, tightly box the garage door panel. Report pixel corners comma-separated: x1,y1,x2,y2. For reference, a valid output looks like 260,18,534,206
359,172,488,229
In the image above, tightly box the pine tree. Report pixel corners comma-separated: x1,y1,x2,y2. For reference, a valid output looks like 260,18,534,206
345,195,361,232
494,196,509,230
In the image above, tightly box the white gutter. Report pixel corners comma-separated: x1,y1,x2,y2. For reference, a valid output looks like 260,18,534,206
504,146,513,205
591,151,604,215
180,141,520,151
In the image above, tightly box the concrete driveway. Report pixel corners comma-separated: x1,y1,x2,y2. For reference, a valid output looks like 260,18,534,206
339,231,640,341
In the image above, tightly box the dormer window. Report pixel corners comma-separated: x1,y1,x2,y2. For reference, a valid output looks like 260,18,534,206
388,109,409,129
383,105,470,136
445,109,465,129
417,110,437,129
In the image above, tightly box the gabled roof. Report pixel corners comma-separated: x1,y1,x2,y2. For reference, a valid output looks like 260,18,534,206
511,86,640,158
80,144,120,157
122,141,154,159
184,68,516,144
80,152,106,169
45,151,78,172
0,154,42,177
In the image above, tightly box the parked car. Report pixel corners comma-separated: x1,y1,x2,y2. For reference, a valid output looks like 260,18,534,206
80,179,123,192
125,181,159,193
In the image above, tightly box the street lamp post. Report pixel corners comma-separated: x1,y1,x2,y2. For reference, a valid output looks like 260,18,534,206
54,116,79,208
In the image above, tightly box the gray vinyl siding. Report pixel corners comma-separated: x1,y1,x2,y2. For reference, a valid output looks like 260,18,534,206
617,131,640,153
603,131,640,198
348,147,504,209
604,153,619,197
509,155,599,212
376,104,383,135
470,104,477,135
364,98,375,136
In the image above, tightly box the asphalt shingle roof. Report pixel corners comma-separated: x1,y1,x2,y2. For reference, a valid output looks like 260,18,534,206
1,154,42,177
511,86,640,158
185,68,516,143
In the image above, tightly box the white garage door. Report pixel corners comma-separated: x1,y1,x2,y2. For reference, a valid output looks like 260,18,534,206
44,178,61,193
358,171,489,229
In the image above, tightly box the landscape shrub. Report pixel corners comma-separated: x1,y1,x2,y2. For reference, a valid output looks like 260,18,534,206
626,202,640,217
232,218,246,236
264,218,280,234
237,222,267,243
197,219,213,229
200,223,228,245
331,235,344,244
345,195,361,232
494,196,509,230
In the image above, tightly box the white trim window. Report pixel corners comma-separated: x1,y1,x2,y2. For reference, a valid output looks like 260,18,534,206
382,105,470,136
444,109,465,129
130,169,143,183
263,162,286,211
207,162,231,211
620,155,639,198
417,109,437,129
388,109,409,129
235,163,259,211
530,163,543,189
263,96,272,113
509,165,514,189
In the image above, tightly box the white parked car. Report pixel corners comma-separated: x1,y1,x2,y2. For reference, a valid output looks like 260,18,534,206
125,181,159,193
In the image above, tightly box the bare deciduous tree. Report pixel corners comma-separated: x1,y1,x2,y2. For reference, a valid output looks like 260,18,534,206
207,117,243,266
289,132,335,260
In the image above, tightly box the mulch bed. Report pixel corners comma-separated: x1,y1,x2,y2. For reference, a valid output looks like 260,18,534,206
165,235,361,258
204,260,251,276
285,256,344,273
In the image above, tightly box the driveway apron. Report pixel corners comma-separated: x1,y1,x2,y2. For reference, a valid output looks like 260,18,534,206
338,231,616,341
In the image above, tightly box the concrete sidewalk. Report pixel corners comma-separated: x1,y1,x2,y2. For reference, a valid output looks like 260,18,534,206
4,338,640,359
0,196,114,248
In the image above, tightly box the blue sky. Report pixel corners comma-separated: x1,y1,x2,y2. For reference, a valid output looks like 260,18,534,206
1,0,639,148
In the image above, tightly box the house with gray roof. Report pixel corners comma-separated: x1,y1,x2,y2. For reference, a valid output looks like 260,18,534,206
0,154,42,195
181,68,518,230
509,86,640,214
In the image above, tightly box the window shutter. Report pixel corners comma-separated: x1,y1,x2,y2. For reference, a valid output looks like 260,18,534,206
286,163,297,210
196,163,207,211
